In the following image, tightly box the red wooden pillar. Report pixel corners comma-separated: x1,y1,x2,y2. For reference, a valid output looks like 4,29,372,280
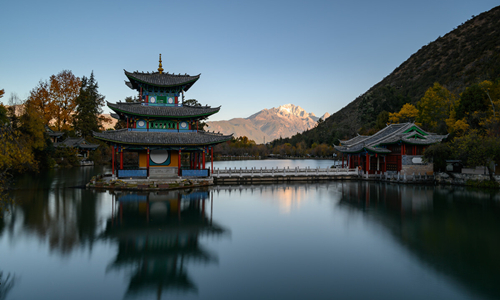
211,147,214,171
147,148,150,178
111,145,115,176
366,153,369,174
400,144,404,172
202,148,206,169
178,149,182,176
146,118,149,131
126,117,129,129
120,149,124,170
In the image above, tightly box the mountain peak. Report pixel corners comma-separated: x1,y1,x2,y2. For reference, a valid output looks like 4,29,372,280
207,104,330,144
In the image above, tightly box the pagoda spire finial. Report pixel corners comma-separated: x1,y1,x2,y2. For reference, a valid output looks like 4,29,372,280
158,54,164,74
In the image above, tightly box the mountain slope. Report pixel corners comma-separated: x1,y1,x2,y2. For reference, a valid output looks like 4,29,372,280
207,104,328,144
281,5,500,146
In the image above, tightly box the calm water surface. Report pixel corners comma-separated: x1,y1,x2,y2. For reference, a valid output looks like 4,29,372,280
1,160,500,300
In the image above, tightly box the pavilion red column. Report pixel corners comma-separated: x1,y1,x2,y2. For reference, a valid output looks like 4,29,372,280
211,147,214,172
147,148,150,178
400,144,404,172
202,148,206,169
111,145,115,176
126,117,129,129
120,149,124,170
178,149,182,176
366,153,369,174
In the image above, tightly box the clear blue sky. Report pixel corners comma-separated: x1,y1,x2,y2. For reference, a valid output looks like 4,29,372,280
1,0,497,121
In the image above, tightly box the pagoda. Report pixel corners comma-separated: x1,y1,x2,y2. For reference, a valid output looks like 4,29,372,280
94,55,232,179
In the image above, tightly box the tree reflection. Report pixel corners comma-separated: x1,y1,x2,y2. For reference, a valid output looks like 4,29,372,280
0,272,15,300
338,182,500,300
101,188,228,299
1,186,102,255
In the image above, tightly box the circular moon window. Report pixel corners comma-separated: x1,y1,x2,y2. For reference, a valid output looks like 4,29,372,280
150,150,169,164
138,120,145,127
150,96,156,103
168,97,174,103
180,122,188,128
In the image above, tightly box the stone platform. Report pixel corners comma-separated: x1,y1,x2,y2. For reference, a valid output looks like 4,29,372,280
87,174,213,191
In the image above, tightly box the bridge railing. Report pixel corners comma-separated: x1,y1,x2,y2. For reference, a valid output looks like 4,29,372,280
212,167,358,178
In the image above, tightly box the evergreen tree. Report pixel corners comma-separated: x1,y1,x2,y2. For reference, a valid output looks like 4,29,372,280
74,72,105,138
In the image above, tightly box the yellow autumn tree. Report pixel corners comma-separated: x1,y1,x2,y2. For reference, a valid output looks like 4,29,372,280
27,80,53,126
27,70,81,131
388,103,419,124
416,82,455,134
478,80,500,136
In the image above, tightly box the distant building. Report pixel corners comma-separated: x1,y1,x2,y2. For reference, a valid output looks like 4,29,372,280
45,126,63,143
334,123,447,175
55,137,99,159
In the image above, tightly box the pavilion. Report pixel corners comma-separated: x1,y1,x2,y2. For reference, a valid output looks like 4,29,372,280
334,123,447,175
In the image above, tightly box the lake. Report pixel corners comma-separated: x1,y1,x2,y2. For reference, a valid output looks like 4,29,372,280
1,160,500,300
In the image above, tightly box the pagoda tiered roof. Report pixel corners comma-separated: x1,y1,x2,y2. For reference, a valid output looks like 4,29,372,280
335,123,448,154
108,101,220,119
93,129,232,146
124,70,200,92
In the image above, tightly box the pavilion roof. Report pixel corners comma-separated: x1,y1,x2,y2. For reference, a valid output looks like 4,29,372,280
108,102,220,119
93,129,233,146
55,137,100,150
335,123,448,154
124,70,200,92
45,125,63,138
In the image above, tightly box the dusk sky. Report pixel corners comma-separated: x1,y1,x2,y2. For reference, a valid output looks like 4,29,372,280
1,0,498,121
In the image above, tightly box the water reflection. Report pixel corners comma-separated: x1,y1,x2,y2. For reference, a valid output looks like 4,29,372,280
101,189,228,298
338,182,500,300
0,272,16,300
213,182,335,214
3,187,106,255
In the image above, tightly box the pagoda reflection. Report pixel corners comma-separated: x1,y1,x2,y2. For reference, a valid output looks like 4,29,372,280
101,188,228,298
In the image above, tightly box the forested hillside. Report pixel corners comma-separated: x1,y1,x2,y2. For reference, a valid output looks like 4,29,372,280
279,5,500,147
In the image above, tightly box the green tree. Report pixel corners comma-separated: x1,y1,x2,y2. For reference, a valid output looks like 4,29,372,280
375,110,390,130
74,72,105,138
423,143,452,172
451,131,500,180
184,99,207,131
455,84,490,130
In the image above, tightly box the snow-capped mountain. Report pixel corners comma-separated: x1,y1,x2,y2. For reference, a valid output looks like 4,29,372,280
206,104,330,144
